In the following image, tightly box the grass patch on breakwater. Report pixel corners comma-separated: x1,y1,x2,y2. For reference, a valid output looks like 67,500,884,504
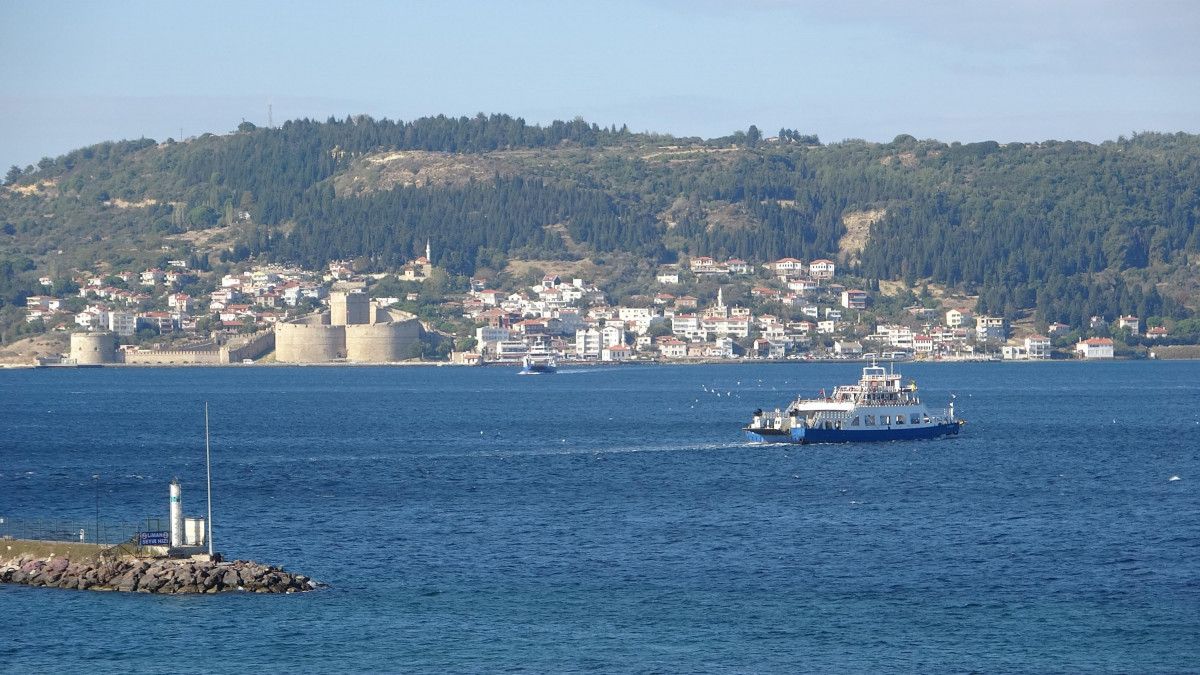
2,539,109,561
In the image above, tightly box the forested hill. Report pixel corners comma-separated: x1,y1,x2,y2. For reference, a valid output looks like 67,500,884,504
2,114,1199,325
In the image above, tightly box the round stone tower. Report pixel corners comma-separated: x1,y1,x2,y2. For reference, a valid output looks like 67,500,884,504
70,332,117,365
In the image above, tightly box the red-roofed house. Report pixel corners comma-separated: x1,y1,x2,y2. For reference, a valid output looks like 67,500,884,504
1076,337,1114,359
809,259,835,279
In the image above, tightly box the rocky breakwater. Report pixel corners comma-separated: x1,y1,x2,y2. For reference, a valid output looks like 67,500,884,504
0,552,320,594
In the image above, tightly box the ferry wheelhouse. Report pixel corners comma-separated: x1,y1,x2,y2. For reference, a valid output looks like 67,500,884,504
744,363,962,444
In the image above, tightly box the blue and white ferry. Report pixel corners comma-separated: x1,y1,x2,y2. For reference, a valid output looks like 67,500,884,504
519,348,557,375
744,363,962,444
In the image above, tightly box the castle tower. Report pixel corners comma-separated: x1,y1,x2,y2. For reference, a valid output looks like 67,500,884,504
330,290,370,326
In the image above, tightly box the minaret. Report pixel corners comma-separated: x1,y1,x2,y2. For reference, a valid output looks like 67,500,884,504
717,287,724,309
425,239,431,261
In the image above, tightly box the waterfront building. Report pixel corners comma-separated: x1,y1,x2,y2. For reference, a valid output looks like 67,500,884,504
1076,337,1115,359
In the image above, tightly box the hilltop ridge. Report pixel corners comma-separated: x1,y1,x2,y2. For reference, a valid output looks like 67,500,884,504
2,115,1199,331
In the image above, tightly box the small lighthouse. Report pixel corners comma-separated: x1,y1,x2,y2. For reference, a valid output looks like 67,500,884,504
169,478,184,548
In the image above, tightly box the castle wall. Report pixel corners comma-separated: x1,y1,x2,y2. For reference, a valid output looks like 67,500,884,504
123,349,222,365
274,323,345,363
70,332,117,365
221,329,276,363
345,320,421,362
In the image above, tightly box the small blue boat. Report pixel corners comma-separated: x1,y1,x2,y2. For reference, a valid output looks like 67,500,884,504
744,363,962,444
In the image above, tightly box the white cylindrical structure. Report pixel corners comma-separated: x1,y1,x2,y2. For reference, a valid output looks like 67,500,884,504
169,479,184,548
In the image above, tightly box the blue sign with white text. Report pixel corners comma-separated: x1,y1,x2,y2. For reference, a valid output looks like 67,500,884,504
138,531,170,546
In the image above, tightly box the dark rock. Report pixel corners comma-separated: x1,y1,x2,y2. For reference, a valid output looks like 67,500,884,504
115,571,139,592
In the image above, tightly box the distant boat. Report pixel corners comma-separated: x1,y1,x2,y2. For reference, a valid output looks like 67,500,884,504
744,362,962,444
520,349,557,375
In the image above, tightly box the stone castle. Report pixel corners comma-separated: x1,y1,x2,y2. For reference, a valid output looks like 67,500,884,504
68,290,422,365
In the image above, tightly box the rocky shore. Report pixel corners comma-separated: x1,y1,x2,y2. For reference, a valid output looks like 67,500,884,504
0,551,320,594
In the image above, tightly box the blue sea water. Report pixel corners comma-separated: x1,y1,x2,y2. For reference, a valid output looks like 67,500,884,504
1,361,1198,673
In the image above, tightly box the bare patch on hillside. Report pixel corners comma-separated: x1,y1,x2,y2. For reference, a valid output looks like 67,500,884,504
165,223,237,248
106,197,159,208
504,258,603,283
879,152,919,168
0,333,69,364
838,208,887,264
640,146,741,162
657,198,756,233
7,180,58,197
335,150,516,196
543,222,587,257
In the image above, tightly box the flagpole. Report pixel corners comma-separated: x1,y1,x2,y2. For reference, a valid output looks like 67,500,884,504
205,401,214,558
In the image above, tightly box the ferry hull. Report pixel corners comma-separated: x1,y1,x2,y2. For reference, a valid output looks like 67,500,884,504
744,422,961,444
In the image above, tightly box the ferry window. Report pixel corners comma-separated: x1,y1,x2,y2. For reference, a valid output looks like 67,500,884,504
881,415,890,425
865,415,875,426
850,417,860,427
895,415,904,425
911,414,921,424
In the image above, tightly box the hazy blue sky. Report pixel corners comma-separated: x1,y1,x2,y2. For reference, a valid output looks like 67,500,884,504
2,0,1198,168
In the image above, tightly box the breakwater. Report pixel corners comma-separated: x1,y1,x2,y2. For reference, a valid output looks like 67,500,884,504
1,546,319,594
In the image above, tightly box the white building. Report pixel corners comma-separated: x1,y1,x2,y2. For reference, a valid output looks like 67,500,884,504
1076,337,1114,359
671,314,704,341
475,326,512,351
575,327,602,358
975,316,1009,342
1118,315,1141,336
601,345,632,362
658,338,687,359
108,311,137,336
1025,335,1051,359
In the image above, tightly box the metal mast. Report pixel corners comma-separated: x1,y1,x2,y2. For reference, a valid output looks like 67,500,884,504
205,402,214,557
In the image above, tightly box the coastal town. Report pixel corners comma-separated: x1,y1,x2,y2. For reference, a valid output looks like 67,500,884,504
9,246,1170,366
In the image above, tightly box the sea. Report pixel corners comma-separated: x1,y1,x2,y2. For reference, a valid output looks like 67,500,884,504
1,361,1198,673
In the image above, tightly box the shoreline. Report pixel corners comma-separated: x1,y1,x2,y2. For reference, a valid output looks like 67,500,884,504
5,355,1197,370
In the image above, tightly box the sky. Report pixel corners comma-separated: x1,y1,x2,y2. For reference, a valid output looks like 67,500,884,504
2,0,1198,169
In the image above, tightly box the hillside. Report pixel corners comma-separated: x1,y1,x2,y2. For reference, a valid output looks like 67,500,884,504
2,115,1199,328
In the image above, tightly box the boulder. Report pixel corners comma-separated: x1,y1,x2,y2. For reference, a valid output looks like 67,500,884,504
115,571,139,592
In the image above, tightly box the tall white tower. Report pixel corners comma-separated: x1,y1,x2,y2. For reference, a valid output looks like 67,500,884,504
717,287,724,309
425,239,431,261
169,479,184,548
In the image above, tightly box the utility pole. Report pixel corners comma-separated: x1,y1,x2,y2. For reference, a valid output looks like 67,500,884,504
205,402,214,557
93,474,99,544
